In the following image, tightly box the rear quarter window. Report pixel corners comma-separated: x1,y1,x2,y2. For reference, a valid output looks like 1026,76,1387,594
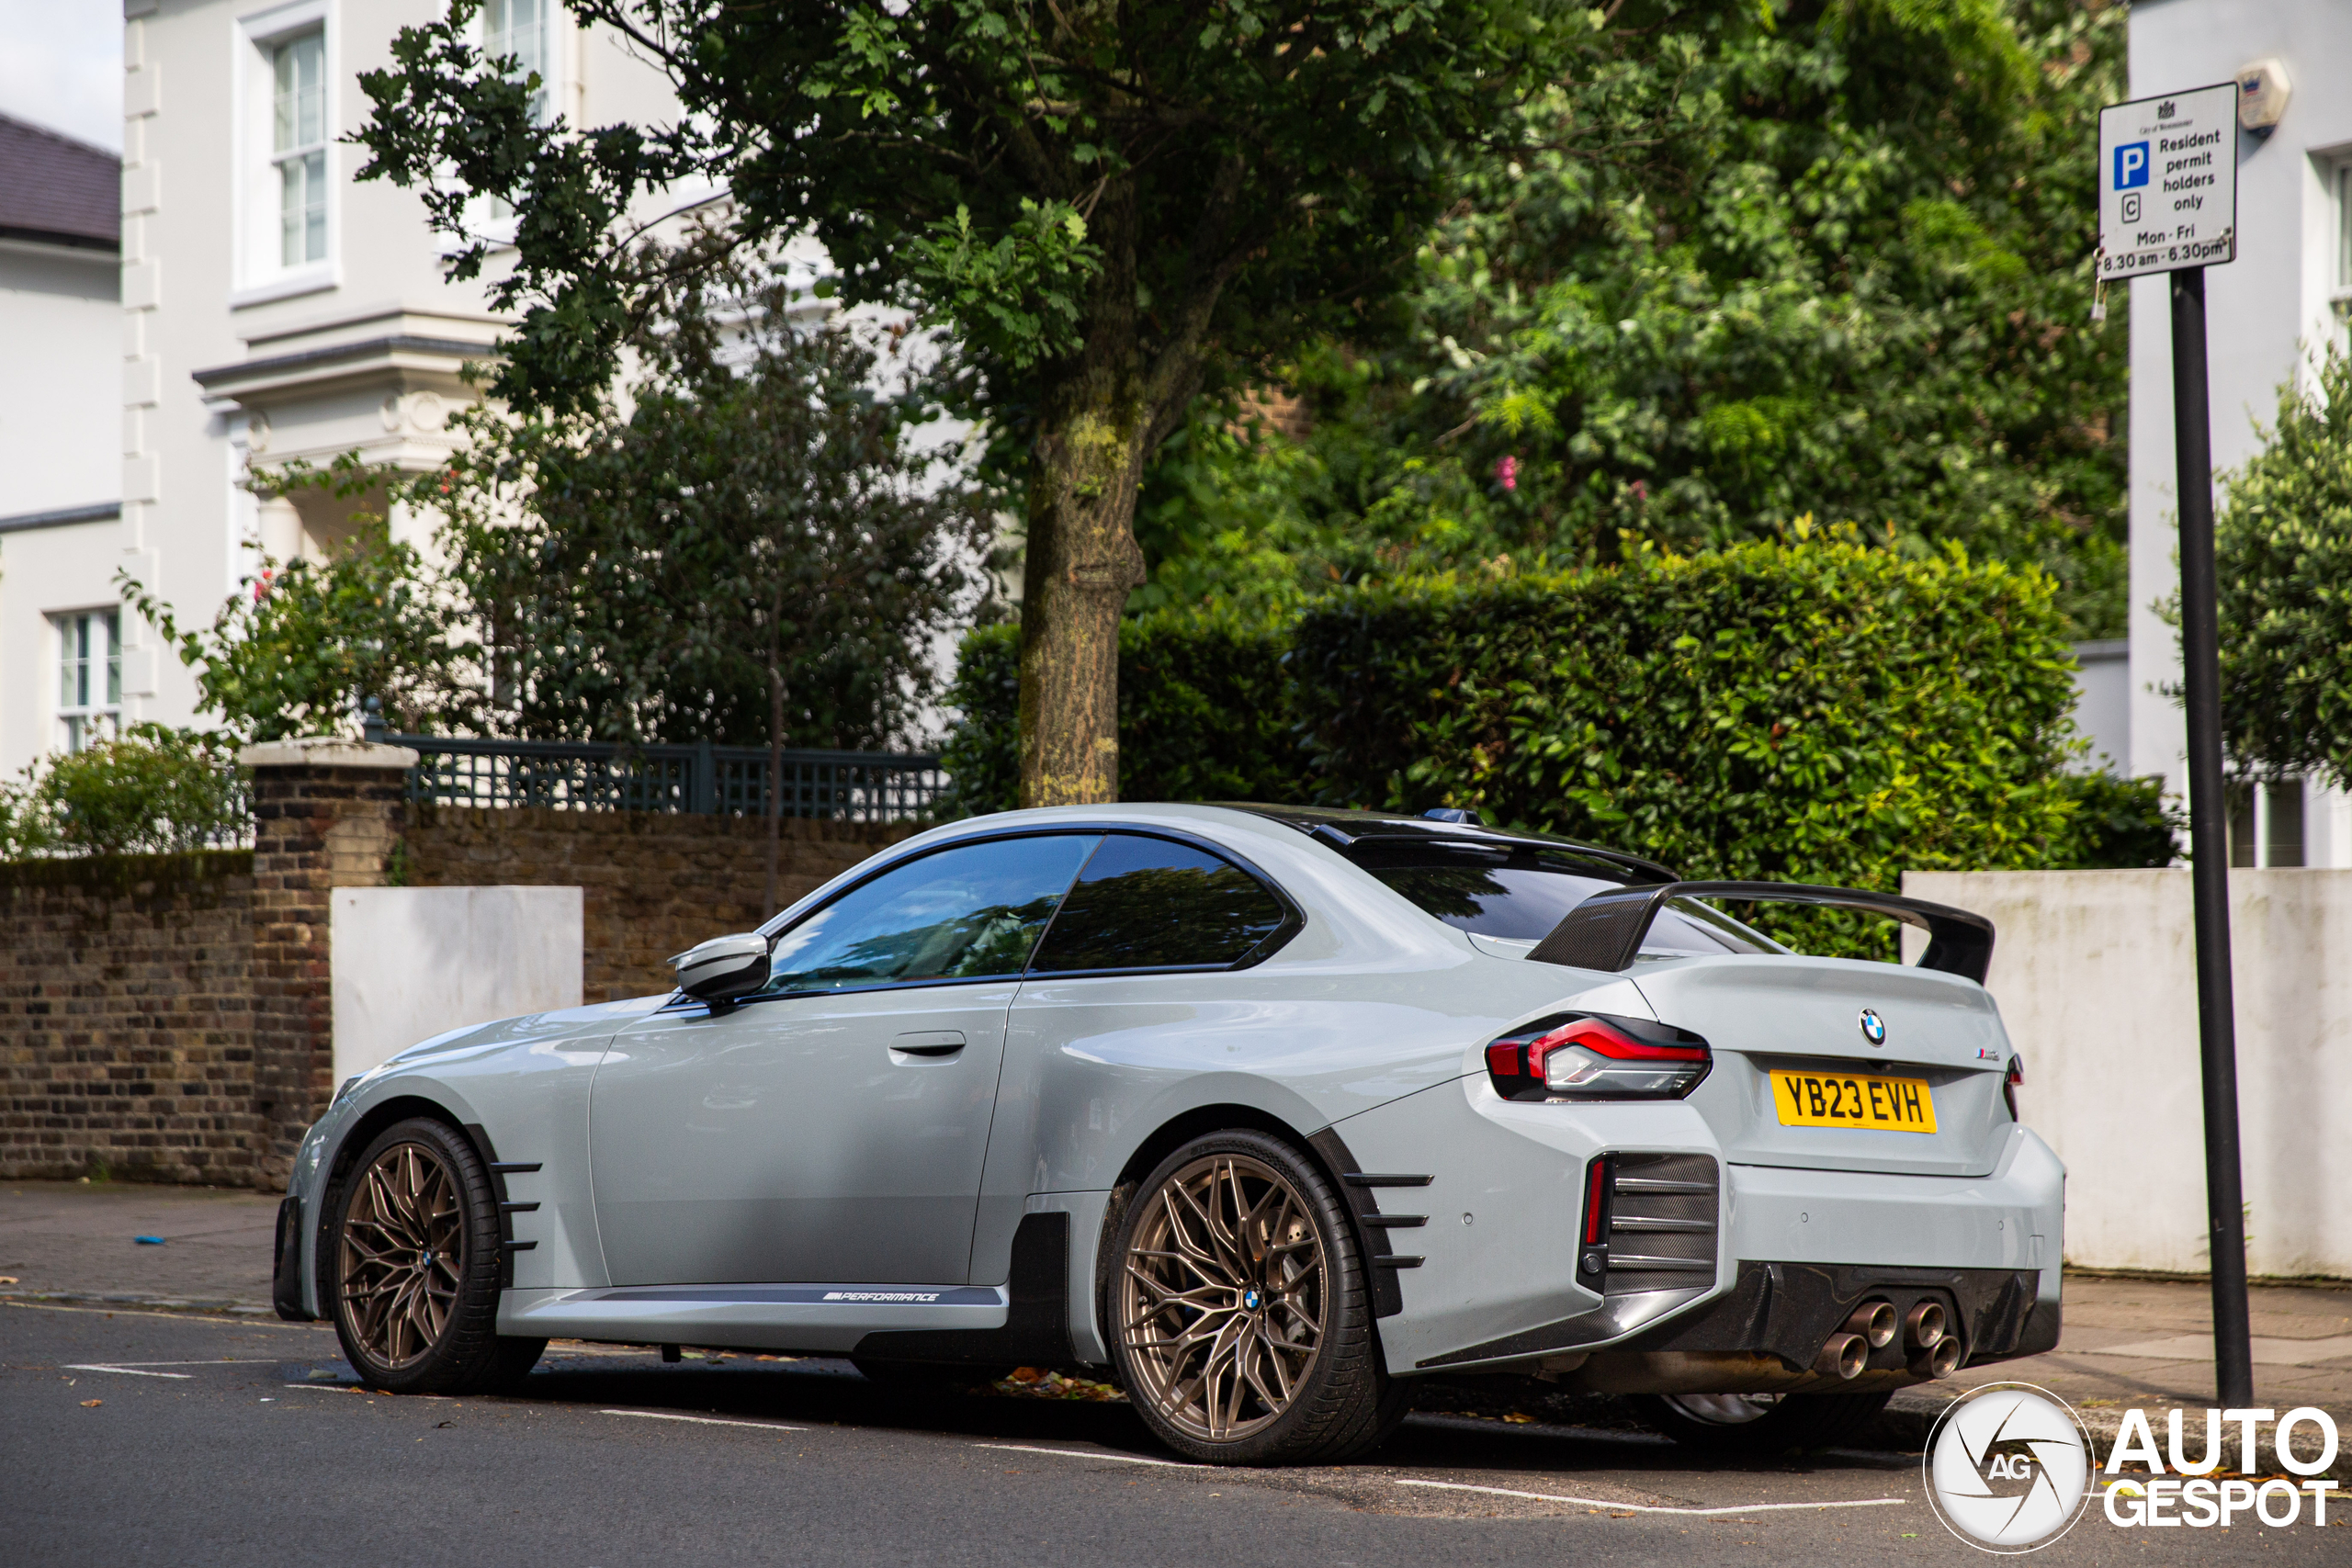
1029,834,1292,973
1348,845,1779,957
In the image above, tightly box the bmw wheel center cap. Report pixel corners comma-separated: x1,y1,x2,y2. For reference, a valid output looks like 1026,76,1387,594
1859,1009,1887,1046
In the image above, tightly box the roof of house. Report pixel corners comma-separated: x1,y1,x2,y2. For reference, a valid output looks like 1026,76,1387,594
0,112,119,252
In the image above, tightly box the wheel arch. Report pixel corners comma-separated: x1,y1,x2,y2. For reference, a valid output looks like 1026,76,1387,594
310,1094,502,1316
1087,1101,1378,1370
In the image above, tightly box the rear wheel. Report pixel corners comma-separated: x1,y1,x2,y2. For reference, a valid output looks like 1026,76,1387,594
328,1117,545,1394
1633,1391,1893,1454
1108,1131,1402,1465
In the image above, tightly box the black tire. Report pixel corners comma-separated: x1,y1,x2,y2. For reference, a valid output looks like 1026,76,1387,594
850,1359,1011,1391
327,1116,547,1394
1106,1130,1399,1465
1631,1391,1894,1454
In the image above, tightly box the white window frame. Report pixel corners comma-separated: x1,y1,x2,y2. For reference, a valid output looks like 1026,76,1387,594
231,0,339,309
439,0,572,254
52,608,122,754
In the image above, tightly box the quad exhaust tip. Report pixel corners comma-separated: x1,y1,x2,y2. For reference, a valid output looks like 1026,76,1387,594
1813,1331,1868,1381
1910,1334,1962,1379
1904,1300,1948,1351
1843,1299,1898,1349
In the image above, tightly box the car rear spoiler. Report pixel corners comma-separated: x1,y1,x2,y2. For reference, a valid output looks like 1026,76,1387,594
1526,881,1996,985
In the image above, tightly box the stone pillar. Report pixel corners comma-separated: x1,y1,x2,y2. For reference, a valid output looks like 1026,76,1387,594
240,738,417,1183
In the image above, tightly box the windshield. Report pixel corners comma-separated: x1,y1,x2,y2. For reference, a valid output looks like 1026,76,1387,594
1346,844,1781,957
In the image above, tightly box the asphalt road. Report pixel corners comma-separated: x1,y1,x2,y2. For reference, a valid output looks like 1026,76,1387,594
5,1301,2345,1567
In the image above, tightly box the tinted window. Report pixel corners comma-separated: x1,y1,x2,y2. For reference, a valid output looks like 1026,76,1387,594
1350,845,1779,956
1028,834,1290,973
761,835,1098,995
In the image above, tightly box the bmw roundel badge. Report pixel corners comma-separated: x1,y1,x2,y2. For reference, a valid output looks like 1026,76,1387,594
1859,1009,1887,1046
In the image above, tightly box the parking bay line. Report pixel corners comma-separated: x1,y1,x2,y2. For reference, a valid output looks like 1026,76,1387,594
601,1409,808,1431
64,1364,196,1379
974,1443,1201,1469
1396,1479,1906,1516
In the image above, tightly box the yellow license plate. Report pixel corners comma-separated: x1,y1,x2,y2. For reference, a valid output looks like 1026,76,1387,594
1771,1069,1938,1134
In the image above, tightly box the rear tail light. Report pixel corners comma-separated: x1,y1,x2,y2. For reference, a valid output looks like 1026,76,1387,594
1485,1013,1711,1101
2004,1054,2024,1120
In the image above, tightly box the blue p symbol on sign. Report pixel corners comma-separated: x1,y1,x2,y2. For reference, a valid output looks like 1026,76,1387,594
2115,141,2151,190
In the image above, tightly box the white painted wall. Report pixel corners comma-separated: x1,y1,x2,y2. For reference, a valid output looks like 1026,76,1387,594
1905,868,2352,1280
330,885,582,1083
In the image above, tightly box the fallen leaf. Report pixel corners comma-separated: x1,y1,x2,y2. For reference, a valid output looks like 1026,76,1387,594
1502,1411,1536,1425
0,1275,18,1284
80,1399,101,1408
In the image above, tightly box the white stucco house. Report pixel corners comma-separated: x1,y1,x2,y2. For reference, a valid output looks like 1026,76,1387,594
0,0,691,778
2124,0,2352,867
0,112,127,765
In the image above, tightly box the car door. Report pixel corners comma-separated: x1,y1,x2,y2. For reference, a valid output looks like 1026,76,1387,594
972,833,1299,1283
589,833,1100,1287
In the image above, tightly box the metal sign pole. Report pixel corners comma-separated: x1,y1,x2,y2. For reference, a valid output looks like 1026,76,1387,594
2167,265,2255,1409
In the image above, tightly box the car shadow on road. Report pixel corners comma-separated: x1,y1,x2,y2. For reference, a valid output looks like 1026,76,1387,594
399,1352,1918,1483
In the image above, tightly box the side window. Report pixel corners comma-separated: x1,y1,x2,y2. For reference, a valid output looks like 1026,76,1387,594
762,836,1098,996
1028,835,1291,974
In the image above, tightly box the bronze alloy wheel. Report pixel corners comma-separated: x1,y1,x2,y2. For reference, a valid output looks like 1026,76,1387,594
338,1139,466,1369
1119,1151,1329,1444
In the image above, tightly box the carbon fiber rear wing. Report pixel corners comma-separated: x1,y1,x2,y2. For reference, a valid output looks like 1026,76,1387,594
1526,881,1996,985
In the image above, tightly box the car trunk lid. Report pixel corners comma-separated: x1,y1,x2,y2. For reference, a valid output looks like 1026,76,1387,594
1629,954,2015,1178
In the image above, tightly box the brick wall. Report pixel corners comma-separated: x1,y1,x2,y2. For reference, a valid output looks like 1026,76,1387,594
0,852,260,1184
0,737,922,1185
402,807,916,1001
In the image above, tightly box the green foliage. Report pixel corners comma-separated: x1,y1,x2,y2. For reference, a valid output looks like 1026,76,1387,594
2215,346,2352,791
956,533,2165,949
413,264,989,747
2054,770,2179,869
353,0,1570,425
119,483,471,741
0,726,249,861
942,610,1300,815
1135,0,2131,637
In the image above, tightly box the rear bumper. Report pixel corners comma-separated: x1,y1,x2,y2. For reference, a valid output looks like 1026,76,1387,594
1408,1125,2064,1380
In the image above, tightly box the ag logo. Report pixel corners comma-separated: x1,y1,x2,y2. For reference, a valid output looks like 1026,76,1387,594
1925,1383,2094,1552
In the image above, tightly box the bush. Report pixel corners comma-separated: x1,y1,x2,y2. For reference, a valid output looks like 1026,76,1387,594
2214,346,2352,789
941,610,1300,816
0,726,249,860
950,534,2176,951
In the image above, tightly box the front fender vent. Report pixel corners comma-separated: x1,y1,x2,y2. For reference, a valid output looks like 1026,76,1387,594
1603,1153,1720,1298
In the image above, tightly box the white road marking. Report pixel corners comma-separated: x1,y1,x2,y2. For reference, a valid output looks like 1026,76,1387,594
64,1359,276,1367
599,1409,807,1431
1395,1479,1906,1516
63,1364,193,1379
975,1442,1200,1468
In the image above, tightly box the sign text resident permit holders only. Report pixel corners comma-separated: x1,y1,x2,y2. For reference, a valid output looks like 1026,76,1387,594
2099,82,2238,279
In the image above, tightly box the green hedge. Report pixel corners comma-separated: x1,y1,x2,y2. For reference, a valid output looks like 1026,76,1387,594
942,538,2171,940
942,609,1301,813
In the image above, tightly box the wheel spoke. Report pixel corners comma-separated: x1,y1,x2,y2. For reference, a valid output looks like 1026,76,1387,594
1118,1149,1329,1447
339,1138,469,1374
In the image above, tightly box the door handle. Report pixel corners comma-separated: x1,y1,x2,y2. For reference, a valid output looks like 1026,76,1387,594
891,1030,966,1058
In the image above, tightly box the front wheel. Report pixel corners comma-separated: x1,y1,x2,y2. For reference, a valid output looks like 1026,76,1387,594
328,1117,545,1394
1632,1391,1893,1454
1107,1131,1403,1465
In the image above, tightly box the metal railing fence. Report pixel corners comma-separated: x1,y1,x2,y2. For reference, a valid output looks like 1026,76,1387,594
371,727,949,821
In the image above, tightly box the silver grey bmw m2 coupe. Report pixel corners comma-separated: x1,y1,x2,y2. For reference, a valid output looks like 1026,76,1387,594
277,803,2060,1464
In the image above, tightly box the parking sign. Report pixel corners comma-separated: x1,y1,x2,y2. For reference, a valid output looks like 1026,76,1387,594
2098,83,2236,279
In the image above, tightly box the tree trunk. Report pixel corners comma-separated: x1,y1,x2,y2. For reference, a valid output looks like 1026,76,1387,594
1018,390,1151,806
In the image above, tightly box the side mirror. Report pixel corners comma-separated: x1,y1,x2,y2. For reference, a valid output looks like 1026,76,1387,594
670,932,770,1006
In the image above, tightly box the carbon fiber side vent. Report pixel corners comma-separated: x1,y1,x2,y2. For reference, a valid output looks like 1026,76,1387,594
1603,1153,1720,1297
